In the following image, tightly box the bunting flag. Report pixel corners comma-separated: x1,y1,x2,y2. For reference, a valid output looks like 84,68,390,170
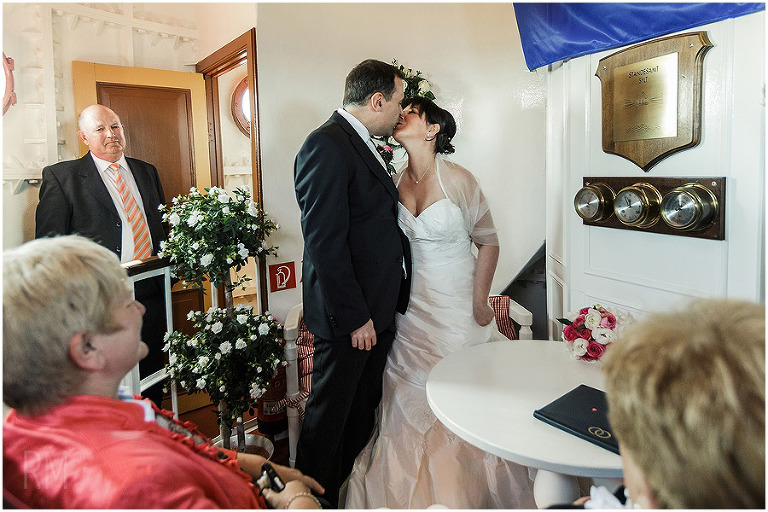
514,3,764,71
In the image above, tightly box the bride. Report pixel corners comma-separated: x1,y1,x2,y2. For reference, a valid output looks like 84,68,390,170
343,97,535,508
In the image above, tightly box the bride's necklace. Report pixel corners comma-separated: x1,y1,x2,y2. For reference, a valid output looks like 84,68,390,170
410,160,435,184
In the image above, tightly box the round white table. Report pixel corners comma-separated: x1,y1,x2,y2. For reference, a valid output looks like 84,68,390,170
426,340,623,508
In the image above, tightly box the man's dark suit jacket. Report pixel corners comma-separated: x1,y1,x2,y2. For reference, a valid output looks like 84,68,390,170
35,152,168,403
295,111,411,341
35,152,166,259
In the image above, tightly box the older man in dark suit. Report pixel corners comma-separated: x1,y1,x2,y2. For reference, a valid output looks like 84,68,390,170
294,59,411,507
35,103,167,406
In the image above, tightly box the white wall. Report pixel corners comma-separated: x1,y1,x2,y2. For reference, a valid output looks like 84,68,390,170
546,12,765,336
256,3,547,319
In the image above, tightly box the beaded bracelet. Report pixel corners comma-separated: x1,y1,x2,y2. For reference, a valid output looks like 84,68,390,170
283,491,322,509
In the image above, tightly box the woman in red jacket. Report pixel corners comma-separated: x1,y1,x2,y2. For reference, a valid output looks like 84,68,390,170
3,235,324,509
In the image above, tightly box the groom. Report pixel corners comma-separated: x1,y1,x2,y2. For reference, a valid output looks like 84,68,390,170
294,59,411,506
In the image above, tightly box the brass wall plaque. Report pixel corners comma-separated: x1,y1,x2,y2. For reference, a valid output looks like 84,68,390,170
596,32,713,171
613,53,678,141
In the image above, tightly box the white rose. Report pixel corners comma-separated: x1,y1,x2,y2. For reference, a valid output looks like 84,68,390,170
198,356,209,367
214,353,221,360
169,212,181,226
584,310,602,330
237,314,248,324
168,353,177,365
219,385,226,393
248,202,259,217
200,254,214,267
235,339,247,350
258,323,270,336
211,321,223,334
187,310,195,320
226,257,233,264
418,79,431,95
222,207,230,215
572,338,589,357
219,341,232,354
187,213,199,227
592,327,616,344
192,242,199,250
163,332,171,342
218,191,230,203
195,378,206,389
238,247,249,259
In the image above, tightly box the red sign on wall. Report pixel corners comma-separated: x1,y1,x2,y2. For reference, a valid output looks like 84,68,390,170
268,261,296,292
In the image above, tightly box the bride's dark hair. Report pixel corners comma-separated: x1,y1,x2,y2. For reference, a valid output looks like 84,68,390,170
401,96,456,154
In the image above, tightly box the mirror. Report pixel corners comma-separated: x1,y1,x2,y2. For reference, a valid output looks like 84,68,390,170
231,77,250,136
196,29,268,313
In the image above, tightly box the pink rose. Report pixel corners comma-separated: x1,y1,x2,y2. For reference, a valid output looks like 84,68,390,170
597,307,608,314
578,328,592,340
571,315,586,328
579,307,591,315
585,340,605,360
563,325,579,341
600,314,617,329
382,145,392,152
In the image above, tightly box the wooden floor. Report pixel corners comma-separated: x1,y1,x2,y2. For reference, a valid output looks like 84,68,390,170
168,400,290,466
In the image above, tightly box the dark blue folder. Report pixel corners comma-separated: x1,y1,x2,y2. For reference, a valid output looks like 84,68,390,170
533,384,620,455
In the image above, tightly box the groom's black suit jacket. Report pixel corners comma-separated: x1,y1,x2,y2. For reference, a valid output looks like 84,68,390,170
295,111,411,341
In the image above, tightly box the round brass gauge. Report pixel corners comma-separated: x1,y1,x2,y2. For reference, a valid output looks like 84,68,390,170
574,182,615,222
613,183,662,228
660,183,718,231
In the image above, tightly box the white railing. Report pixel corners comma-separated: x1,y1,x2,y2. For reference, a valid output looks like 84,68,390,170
120,257,178,417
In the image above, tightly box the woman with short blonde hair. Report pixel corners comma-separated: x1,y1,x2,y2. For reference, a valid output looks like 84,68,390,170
603,299,765,509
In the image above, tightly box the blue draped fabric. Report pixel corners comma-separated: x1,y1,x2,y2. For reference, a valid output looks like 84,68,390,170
514,3,764,71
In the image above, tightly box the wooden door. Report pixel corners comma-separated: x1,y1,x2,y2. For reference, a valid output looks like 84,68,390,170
97,83,195,202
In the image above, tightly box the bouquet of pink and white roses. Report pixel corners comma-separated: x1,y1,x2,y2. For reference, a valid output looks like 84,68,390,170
558,305,631,362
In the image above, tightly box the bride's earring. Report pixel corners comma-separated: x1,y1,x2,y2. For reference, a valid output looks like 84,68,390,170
425,132,436,142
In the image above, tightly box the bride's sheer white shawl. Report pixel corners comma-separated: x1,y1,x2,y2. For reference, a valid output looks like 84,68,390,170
435,155,499,247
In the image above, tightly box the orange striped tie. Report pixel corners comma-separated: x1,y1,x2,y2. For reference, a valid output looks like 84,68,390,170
109,163,152,260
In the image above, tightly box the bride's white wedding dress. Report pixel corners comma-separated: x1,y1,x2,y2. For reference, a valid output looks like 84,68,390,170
344,158,535,509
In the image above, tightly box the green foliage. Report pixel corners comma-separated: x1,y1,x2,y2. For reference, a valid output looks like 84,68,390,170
158,186,278,291
164,305,284,426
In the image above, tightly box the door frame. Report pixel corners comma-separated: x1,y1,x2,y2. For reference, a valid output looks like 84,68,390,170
196,28,269,313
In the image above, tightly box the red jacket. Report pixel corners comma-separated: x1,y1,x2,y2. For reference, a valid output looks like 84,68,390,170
3,395,267,509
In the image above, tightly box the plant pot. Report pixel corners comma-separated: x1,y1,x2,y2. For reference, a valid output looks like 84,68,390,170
215,433,274,459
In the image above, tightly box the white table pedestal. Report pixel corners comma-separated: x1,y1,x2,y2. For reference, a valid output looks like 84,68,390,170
533,470,580,509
